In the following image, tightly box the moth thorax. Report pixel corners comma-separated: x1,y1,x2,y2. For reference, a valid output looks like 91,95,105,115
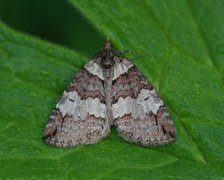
101,56,115,69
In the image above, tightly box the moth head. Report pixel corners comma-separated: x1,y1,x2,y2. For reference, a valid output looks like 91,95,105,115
99,41,119,69
104,41,112,50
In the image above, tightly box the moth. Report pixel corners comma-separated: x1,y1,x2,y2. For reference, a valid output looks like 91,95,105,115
43,42,176,147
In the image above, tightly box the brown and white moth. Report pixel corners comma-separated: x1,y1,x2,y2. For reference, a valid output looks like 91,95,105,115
43,42,176,148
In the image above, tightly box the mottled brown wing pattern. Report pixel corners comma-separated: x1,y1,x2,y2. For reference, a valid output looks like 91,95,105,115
43,61,109,147
112,64,176,146
43,41,176,148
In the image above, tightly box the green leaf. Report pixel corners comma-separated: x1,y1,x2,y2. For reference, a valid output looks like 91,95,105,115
0,0,224,179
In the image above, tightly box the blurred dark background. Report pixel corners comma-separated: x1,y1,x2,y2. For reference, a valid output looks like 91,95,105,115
0,0,105,56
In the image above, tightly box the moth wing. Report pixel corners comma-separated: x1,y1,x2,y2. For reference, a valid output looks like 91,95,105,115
112,61,176,146
43,60,109,147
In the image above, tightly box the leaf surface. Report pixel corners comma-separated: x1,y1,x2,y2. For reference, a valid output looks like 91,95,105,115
1,0,224,179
